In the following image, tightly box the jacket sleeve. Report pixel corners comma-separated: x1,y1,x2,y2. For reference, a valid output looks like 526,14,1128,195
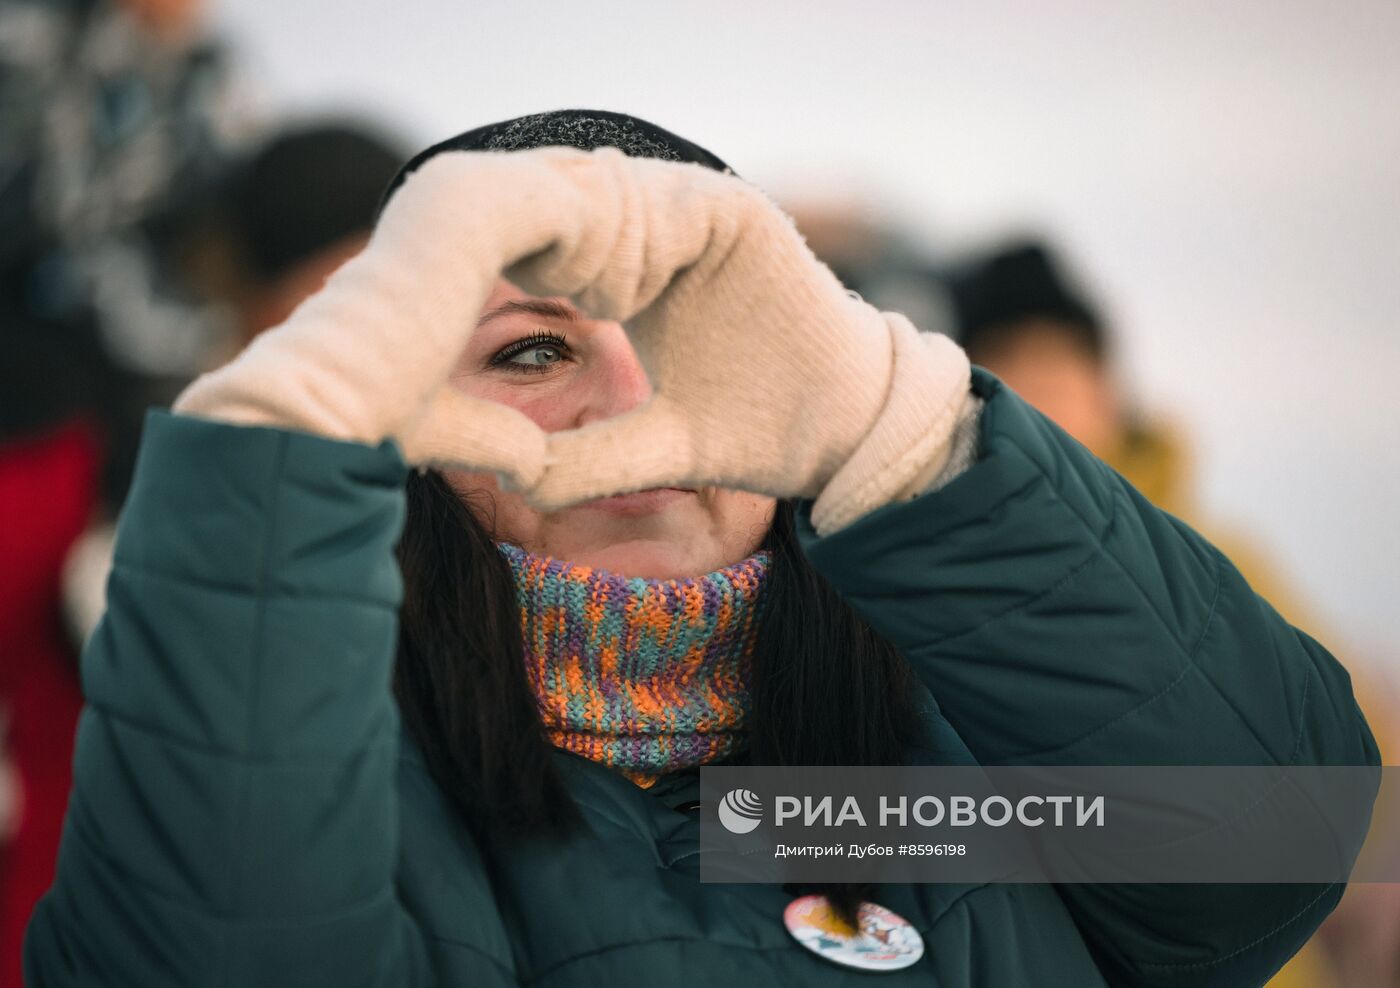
24,412,439,987
796,369,1380,987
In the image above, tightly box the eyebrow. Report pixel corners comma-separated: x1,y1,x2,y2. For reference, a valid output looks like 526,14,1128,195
477,298,581,327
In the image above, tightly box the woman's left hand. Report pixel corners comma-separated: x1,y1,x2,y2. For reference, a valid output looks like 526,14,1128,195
525,158,972,533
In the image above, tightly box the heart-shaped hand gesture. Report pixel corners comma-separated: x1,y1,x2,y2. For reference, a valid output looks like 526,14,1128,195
175,147,971,533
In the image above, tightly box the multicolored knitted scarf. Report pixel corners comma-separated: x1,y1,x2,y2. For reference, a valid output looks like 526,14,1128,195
498,543,770,788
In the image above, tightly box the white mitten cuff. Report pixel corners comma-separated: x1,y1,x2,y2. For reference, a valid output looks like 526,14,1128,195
808,317,972,535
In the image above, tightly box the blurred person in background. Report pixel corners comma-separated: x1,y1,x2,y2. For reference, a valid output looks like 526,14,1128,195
172,122,408,355
0,0,244,499
56,120,410,658
20,109,1380,986
0,0,242,983
947,243,1156,502
947,239,1400,987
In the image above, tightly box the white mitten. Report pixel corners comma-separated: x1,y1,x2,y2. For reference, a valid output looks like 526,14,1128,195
529,159,973,533
172,147,675,489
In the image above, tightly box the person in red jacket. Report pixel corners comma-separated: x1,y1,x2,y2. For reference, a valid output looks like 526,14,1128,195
0,420,101,985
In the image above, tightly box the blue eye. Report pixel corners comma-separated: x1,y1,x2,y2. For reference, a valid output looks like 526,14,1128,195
507,344,565,367
490,331,571,374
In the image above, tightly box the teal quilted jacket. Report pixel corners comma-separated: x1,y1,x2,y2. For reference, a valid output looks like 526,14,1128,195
25,370,1378,986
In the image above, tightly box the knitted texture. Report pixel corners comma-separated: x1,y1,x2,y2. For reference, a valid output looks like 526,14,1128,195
499,543,769,788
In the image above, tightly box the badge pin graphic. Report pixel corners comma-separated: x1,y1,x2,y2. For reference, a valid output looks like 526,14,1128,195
718,788,764,834
784,896,926,972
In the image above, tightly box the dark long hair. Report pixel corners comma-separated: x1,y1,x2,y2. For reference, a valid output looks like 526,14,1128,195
393,470,928,921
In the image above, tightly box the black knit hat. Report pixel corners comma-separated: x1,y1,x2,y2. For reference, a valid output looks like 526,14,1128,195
947,241,1107,361
380,109,733,213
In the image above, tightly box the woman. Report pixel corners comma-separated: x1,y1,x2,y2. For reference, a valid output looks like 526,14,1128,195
24,110,1377,986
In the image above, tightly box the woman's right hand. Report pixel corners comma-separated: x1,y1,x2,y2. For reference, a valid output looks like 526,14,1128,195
173,147,670,491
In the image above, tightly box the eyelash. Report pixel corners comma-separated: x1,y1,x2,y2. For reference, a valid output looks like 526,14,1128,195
488,330,571,375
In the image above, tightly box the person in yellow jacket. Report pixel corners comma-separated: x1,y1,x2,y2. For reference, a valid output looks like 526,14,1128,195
947,240,1399,988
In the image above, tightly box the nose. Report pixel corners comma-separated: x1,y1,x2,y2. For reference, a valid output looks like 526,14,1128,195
574,320,653,428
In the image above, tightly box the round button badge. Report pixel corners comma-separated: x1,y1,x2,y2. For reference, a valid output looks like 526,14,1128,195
784,895,925,972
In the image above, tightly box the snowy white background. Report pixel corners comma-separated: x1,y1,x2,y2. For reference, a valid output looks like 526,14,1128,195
211,0,1400,669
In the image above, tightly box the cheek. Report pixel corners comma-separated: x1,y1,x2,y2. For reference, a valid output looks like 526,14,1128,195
457,377,583,433
712,492,778,555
